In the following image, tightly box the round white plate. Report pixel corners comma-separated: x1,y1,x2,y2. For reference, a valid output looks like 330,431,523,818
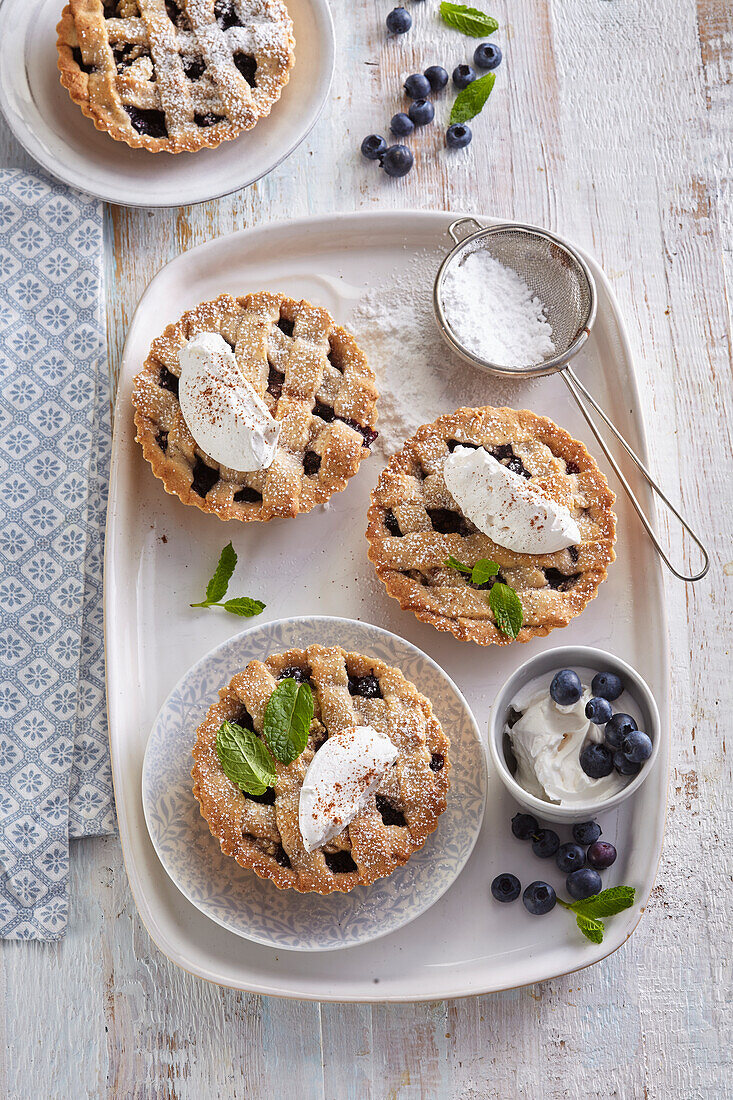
0,0,334,207
142,616,487,952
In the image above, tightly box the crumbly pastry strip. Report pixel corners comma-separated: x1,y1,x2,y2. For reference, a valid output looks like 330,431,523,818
132,292,379,521
57,0,295,153
366,405,616,646
191,645,451,894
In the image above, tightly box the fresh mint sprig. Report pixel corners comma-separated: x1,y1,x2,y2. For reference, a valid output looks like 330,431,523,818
440,2,498,37
444,556,523,639
558,886,636,944
191,542,265,618
263,678,314,765
216,720,277,796
450,72,497,126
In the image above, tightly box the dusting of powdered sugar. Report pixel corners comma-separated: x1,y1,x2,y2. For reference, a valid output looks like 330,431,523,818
440,247,556,368
348,250,526,458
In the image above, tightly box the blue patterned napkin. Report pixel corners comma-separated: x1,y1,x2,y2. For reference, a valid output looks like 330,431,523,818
0,170,115,940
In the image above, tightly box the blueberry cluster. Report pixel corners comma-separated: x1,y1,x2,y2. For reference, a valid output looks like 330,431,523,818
491,813,618,915
549,668,653,780
362,12,504,174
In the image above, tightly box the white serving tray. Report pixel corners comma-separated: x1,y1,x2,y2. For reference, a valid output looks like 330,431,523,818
105,211,669,1002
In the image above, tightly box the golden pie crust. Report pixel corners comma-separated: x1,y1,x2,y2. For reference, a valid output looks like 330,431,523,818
366,405,616,646
132,292,379,521
191,645,451,894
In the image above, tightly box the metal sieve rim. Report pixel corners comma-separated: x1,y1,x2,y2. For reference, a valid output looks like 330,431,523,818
433,219,598,379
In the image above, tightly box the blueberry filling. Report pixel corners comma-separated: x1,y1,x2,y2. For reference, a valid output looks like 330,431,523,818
384,509,401,536
155,430,168,454
182,56,206,80
125,106,168,138
159,365,179,395
113,44,144,69
314,401,335,423
235,707,255,732
446,439,479,453
324,850,358,874
303,451,321,476
341,417,378,447
429,752,444,771
566,460,580,474
190,457,218,497
267,365,285,400
473,573,505,592
233,486,263,504
568,545,580,563
348,674,382,699
278,666,310,684
375,794,407,827
233,52,257,87
491,444,531,478
245,787,276,806
277,316,295,337
273,845,291,868
426,508,473,536
72,47,95,74
194,113,225,128
214,0,243,29
544,568,581,591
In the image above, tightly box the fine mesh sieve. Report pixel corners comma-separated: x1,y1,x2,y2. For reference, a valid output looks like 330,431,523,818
433,218,709,582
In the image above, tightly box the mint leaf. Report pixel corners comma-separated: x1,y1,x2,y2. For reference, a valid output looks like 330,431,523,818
575,913,605,944
440,2,498,37
263,678,314,764
206,541,236,604
471,559,500,585
222,597,266,618
445,555,472,574
488,582,523,639
450,72,496,125
570,886,636,920
216,720,276,796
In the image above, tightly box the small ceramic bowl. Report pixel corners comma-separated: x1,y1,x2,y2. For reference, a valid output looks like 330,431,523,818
488,646,661,824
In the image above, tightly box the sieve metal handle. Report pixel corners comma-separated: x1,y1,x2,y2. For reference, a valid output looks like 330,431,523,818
561,366,710,582
448,217,486,245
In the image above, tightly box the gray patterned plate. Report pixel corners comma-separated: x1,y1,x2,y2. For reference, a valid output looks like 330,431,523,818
142,616,486,951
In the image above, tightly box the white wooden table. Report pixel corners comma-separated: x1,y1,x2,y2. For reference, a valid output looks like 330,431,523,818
1,0,731,1095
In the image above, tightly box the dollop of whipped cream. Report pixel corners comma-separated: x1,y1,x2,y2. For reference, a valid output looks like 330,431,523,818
443,445,581,554
178,332,280,473
506,685,628,805
298,725,398,853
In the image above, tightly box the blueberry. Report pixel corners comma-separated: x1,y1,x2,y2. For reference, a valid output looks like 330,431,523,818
556,842,586,873
585,696,613,725
579,742,614,779
591,671,624,701
572,821,601,846
404,72,431,99
622,729,653,763
532,828,560,859
474,42,502,70
424,64,449,91
379,144,414,177
550,669,582,706
604,712,637,749
452,64,476,90
390,112,414,136
360,134,387,160
511,812,539,840
408,98,434,126
566,867,602,900
491,873,521,902
523,881,557,915
446,123,472,149
613,750,641,776
587,841,617,870
386,6,411,34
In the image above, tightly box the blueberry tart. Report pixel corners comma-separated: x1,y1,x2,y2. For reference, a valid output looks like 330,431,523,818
132,292,379,521
366,406,616,645
191,645,451,893
56,0,295,153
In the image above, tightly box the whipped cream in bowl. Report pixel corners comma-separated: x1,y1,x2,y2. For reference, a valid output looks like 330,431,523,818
488,646,661,824
443,445,580,554
178,331,280,473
